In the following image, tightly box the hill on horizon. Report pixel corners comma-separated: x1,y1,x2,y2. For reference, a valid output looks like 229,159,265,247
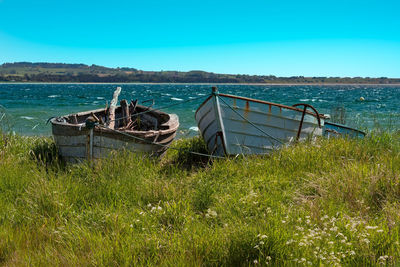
1,62,399,84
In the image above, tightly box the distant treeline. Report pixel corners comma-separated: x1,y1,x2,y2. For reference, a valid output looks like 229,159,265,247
1,62,399,84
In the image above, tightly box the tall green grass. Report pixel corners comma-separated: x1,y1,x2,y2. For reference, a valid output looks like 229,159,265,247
0,131,399,266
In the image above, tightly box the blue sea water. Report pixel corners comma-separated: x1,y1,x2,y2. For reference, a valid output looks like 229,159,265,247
0,83,399,136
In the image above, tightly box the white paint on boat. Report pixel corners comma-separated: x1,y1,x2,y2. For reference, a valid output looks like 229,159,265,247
195,92,324,156
54,134,158,160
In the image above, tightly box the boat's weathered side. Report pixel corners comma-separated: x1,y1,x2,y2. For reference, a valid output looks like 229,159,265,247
323,121,366,138
195,90,324,156
51,106,179,163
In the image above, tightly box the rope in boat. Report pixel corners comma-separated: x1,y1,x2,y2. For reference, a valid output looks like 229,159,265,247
96,124,225,159
107,94,208,123
217,95,284,145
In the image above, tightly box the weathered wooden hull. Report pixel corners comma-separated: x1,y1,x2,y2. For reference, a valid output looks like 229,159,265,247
195,92,324,156
51,106,179,163
323,122,365,138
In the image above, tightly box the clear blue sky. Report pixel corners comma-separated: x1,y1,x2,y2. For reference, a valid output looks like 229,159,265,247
1,0,400,77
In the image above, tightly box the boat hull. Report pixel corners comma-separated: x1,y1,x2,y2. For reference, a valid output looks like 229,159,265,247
51,107,179,163
195,93,324,156
323,122,365,138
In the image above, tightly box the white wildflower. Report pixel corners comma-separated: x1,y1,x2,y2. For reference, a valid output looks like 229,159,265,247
361,238,370,244
336,233,344,238
378,255,389,265
205,208,217,218
286,239,294,245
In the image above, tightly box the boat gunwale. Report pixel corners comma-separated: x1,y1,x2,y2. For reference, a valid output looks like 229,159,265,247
324,121,366,135
51,106,179,138
195,93,325,120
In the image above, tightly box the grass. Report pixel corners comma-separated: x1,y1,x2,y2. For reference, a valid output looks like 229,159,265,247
0,131,400,266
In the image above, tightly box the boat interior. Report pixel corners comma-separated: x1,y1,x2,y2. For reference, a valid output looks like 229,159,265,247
63,100,171,131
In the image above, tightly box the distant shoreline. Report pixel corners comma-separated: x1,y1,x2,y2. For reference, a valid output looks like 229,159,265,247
1,82,400,86
2,62,399,85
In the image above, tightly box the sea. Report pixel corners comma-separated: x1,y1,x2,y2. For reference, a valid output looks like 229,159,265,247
0,83,399,137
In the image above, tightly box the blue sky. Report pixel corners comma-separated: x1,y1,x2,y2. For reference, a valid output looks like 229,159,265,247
1,0,399,77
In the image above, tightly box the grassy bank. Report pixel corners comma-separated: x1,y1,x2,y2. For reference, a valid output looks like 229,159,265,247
0,132,400,266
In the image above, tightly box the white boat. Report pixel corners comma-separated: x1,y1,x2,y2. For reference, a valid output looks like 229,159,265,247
51,103,179,163
195,87,325,156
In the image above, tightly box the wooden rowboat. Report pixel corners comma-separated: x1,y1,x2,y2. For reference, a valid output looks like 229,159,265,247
195,87,325,156
51,100,179,163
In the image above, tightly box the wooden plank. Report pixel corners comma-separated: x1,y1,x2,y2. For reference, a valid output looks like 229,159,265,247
107,87,121,129
120,99,131,127
58,146,86,158
53,135,86,146
129,99,138,114
71,115,78,124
